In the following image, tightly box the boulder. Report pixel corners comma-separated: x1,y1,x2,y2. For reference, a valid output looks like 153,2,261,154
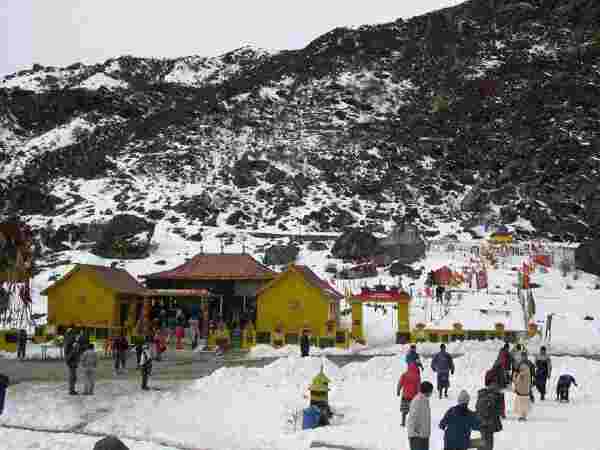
92,214,155,259
575,239,600,276
41,223,103,252
389,263,423,279
308,241,329,251
93,436,129,450
378,223,426,265
331,229,379,260
263,244,299,266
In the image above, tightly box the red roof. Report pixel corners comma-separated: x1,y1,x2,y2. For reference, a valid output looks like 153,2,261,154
142,253,276,281
292,265,344,300
353,288,410,303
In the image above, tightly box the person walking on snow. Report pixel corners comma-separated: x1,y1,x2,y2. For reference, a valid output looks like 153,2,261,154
398,362,422,427
17,329,27,360
80,343,98,395
510,344,523,378
113,334,129,374
534,346,552,401
140,344,153,391
520,351,536,402
476,374,504,450
432,344,455,399
512,356,532,421
300,329,310,358
496,343,511,388
406,344,424,371
64,328,81,395
556,374,577,402
407,381,434,450
439,390,481,450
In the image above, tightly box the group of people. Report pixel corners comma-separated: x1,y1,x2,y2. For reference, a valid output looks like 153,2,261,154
398,343,579,450
63,328,154,395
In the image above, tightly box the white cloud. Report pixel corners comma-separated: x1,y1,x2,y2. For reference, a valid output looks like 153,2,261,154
3,0,466,75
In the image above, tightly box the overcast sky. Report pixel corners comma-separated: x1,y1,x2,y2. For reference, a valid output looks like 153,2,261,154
1,0,465,76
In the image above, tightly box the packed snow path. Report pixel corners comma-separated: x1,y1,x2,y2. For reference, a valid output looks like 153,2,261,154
1,349,598,450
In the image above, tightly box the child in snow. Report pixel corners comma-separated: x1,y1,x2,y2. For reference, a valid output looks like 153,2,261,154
556,375,577,402
439,390,481,450
534,346,552,401
431,343,455,399
140,344,153,391
397,362,422,427
80,343,98,395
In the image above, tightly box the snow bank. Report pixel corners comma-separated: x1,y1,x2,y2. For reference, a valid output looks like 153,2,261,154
2,350,600,449
78,73,129,90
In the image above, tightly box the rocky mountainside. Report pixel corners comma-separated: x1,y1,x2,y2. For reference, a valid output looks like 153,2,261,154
1,0,600,265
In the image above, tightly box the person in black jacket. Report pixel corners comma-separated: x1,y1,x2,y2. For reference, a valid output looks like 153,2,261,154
300,329,310,357
64,329,81,395
476,376,504,450
17,329,27,360
556,375,577,402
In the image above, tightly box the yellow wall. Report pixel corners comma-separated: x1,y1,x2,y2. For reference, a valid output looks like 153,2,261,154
256,269,330,335
47,267,119,329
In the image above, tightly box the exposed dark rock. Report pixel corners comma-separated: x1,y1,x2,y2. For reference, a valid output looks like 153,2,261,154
263,244,299,266
308,241,329,251
226,210,251,226
332,229,379,260
378,223,426,265
93,436,129,450
575,239,600,276
146,209,166,221
389,263,423,279
92,214,155,259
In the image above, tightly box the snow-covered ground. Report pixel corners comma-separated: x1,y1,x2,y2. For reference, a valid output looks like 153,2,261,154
1,349,597,449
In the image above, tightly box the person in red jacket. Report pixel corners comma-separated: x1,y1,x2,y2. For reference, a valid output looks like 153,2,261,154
398,362,422,427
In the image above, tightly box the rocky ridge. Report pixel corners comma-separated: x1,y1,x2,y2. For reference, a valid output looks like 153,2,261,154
1,0,600,270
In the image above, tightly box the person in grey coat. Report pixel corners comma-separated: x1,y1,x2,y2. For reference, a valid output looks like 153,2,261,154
407,381,434,450
80,343,98,395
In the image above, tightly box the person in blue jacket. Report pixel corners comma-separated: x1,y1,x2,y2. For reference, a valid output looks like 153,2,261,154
432,344,455,399
440,390,481,450
406,344,424,371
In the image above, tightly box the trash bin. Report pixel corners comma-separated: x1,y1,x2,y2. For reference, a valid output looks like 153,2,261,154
0,374,9,416
302,406,321,430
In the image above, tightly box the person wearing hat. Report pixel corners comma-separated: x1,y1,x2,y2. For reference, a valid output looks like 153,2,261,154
139,344,153,391
439,390,481,450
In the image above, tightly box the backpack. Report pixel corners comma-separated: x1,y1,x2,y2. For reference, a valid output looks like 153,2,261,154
476,389,496,425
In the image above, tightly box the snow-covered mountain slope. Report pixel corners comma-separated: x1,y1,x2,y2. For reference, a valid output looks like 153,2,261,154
1,0,600,275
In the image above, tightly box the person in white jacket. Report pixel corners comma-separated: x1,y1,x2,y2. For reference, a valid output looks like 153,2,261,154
407,381,434,450
79,343,98,395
